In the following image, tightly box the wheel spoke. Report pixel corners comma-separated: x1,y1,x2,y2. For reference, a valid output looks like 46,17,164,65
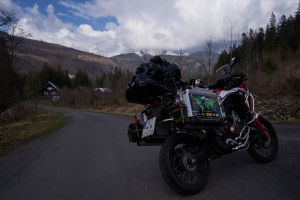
160,135,209,193
170,141,207,185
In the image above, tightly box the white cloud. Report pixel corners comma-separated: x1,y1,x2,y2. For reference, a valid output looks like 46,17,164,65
58,0,298,54
0,0,14,8
0,0,298,56
77,24,115,38
46,4,55,15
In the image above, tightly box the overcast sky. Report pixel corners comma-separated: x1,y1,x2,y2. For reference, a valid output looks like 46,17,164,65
0,0,298,57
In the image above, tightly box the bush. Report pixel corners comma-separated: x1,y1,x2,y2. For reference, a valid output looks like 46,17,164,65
0,103,39,126
58,88,126,108
286,76,300,97
262,58,278,73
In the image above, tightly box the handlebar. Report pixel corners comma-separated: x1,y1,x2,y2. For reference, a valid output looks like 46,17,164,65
215,57,238,77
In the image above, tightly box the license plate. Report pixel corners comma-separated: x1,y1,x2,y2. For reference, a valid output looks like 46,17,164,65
141,117,156,138
205,112,214,117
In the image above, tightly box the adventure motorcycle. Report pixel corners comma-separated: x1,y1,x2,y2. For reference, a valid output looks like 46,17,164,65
127,57,278,194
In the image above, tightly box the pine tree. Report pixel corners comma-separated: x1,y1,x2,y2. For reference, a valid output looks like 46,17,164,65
270,12,276,28
296,0,300,17
256,27,265,53
95,73,106,87
214,50,230,69
63,70,71,88
73,69,92,88
294,0,300,50
277,15,291,60
38,63,54,86
265,13,277,52
38,63,71,88
286,15,296,51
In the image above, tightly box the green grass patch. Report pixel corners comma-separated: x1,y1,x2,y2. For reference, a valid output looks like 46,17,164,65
0,112,67,156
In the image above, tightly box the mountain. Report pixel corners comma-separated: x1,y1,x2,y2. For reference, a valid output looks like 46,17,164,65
111,53,142,71
133,50,190,57
11,37,219,79
13,38,117,77
112,50,219,78
189,51,219,64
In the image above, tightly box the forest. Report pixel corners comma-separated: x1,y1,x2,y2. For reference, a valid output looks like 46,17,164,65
215,3,300,97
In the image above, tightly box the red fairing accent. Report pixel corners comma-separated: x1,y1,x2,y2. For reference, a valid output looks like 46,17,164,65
134,118,141,125
173,99,181,108
215,88,222,94
254,117,269,140
239,82,248,90
248,96,254,112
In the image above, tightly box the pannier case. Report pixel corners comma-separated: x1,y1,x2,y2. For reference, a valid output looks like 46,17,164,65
178,87,225,120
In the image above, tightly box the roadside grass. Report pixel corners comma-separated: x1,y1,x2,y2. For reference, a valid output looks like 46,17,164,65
47,101,144,116
45,102,300,124
0,112,67,156
83,103,143,116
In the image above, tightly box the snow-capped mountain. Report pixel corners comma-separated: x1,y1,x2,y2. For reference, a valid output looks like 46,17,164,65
112,49,219,79
134,50,190,57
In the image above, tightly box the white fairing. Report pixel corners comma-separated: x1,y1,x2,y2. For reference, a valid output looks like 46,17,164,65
218,87,246,103
181,89,193,117
218,87,255,113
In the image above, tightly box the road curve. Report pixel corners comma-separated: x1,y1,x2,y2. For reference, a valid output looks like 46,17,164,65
0,109,299,200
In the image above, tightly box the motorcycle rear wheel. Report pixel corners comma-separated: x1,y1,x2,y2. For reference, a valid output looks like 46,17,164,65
159,134,209,195
248,116,278,163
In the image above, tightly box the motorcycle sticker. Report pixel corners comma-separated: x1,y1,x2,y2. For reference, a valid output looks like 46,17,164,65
190,94,222,119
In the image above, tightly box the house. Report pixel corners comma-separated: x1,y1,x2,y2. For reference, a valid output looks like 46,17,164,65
94,88,112,93
68,74,75,80
41,81,60,101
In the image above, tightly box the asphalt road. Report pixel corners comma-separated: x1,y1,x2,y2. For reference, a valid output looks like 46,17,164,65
0,110,299,200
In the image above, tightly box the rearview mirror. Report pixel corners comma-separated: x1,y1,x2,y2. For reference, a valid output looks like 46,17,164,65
230,57,236,66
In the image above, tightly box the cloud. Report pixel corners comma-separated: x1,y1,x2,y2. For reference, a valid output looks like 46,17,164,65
58,0,297,53
0,1,121,56
0,0,14,8
1,0,298,56
46,4,55,15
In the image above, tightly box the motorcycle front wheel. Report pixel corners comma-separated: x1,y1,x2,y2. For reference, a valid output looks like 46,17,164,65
159,134,209,195
248,116,278,163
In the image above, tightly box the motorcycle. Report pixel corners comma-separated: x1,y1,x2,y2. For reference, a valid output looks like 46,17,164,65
127,57,278,194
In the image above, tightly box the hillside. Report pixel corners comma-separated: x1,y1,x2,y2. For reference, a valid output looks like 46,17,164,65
112,50,219,79
13,38,118,77
215,10,300,98
12,36,219,79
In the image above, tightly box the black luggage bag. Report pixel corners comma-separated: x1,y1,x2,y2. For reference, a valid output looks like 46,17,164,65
125,58,181,105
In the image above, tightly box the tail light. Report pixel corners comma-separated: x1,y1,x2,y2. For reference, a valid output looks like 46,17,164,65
169,98,185,124
134,114,141,124
173,99,181,108
239,82,248,90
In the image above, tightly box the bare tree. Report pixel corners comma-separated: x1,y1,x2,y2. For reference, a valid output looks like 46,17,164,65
177,49,184,67
0,8,30,62
206,39,214,75
223,21,240,58
0,9,15,27
138,49,148,63
0,8,29,112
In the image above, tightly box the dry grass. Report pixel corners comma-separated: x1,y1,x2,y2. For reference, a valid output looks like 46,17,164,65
0,111,66,156
0,103,40,126
96,103,144,115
